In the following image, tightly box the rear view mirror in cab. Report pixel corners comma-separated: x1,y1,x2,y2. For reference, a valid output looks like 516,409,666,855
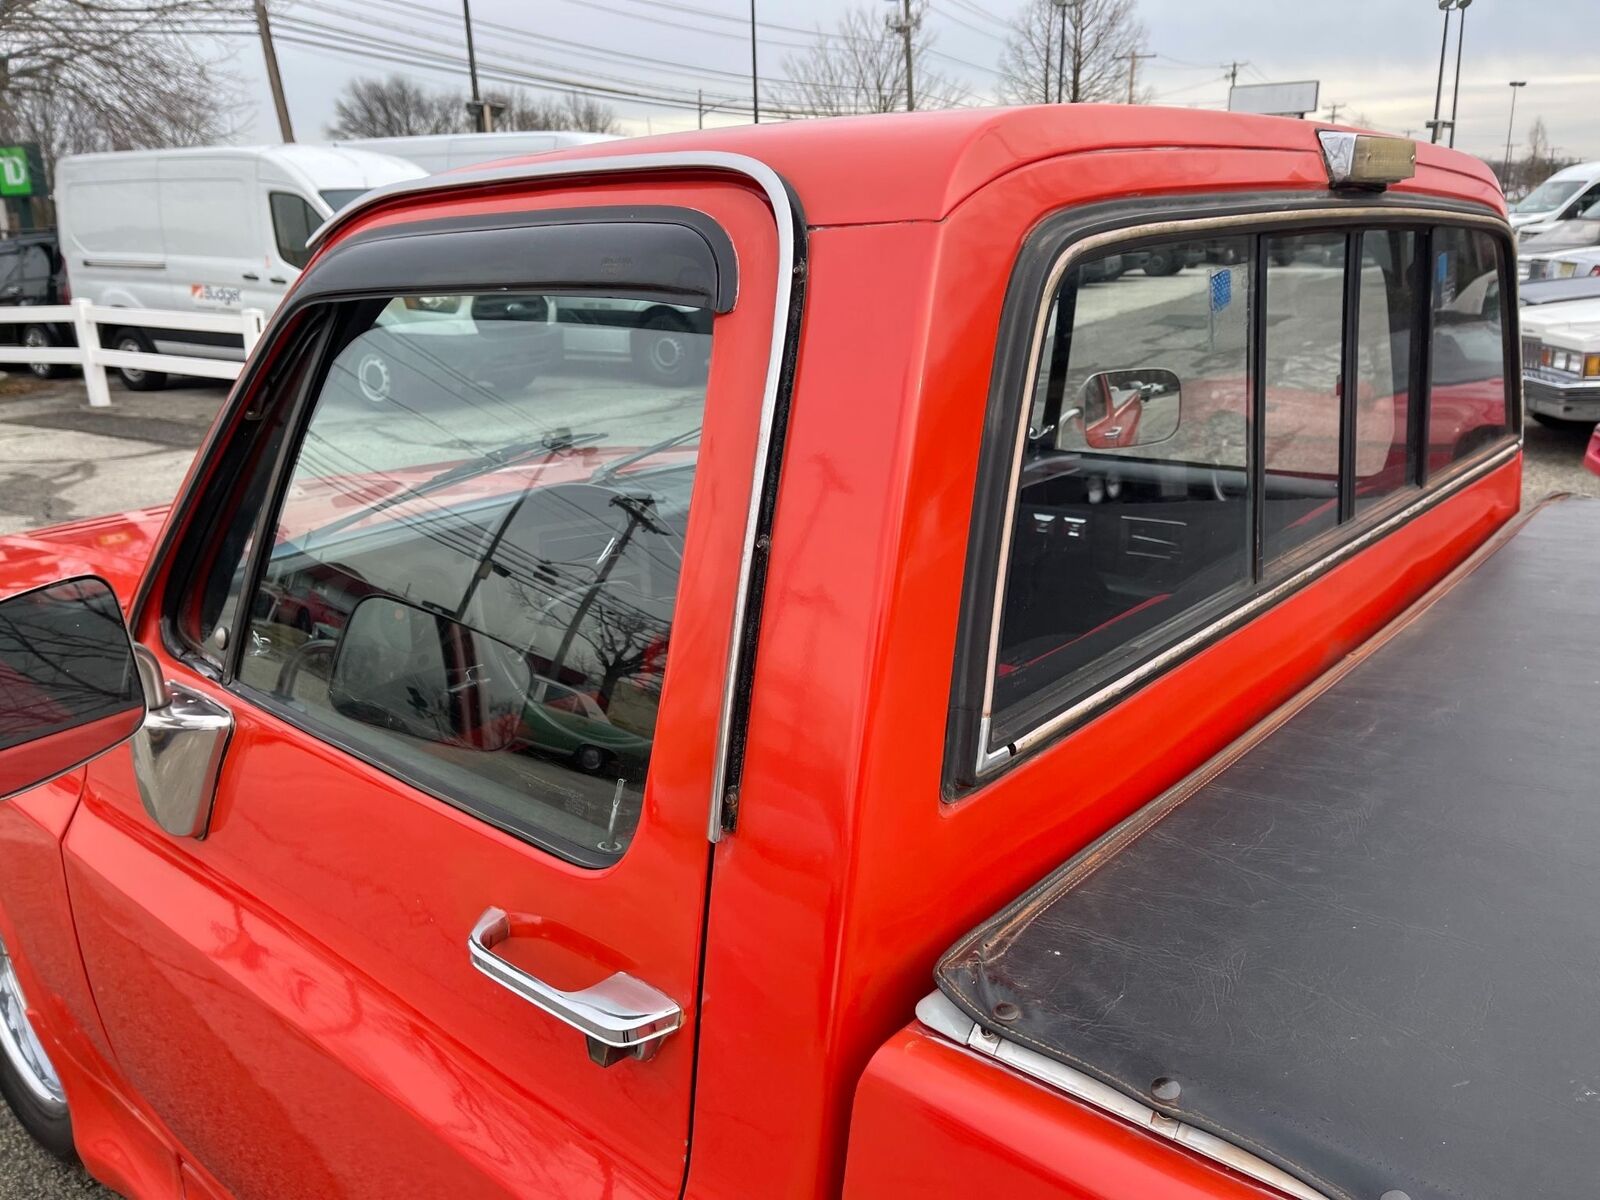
1067,368,1182,450
0,576,145,801
328,595,533,753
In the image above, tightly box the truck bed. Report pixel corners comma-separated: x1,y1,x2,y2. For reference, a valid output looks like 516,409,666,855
934,495,1600,1200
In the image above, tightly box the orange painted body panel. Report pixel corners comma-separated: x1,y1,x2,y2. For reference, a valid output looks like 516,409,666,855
0,109,1520,1198
842,1027,1282,1199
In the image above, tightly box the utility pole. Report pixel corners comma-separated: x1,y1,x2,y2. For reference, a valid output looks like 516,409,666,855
1226,61,1244,88
254,0,294,143
463,0,491,132
886,0,918,112
1325,102,1344,124
698,89,705,130
1041,2,1051,104
1054,0,1068,103
1502,81,1526,185
1126,50,1154,104
750,0,760,123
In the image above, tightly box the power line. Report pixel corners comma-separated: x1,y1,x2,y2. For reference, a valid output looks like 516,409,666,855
926,2,1007,45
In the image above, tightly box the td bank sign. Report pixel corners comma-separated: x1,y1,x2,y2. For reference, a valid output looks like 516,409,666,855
0,148,32,197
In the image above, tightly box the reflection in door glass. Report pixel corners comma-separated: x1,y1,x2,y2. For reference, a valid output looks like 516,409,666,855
237,291,712,864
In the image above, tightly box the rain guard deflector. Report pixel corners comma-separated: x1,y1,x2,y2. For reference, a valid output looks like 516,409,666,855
938,497,1600,1200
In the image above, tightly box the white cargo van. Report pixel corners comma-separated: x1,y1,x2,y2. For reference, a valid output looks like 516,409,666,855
332,130,617,175
1510,161,1600,233
55,144,423,388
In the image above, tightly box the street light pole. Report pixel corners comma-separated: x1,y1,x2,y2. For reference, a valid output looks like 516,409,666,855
1054,0,1068,103
1502,81,1527,185
750,0,760,124
1447,0,1471,148
1429,0,1453,144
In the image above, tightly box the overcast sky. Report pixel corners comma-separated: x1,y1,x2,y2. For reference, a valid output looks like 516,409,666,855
209,0,1599,164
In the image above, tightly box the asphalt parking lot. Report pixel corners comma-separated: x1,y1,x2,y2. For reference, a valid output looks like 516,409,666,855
0,371,1596,1198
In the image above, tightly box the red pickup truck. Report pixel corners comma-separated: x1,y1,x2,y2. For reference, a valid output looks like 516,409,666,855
0,107,1585,1200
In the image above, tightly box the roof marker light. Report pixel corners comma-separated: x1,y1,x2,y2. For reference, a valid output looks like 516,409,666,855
1318,131,1417,190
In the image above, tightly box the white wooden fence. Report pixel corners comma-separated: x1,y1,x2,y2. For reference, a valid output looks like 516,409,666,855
0,299,265,407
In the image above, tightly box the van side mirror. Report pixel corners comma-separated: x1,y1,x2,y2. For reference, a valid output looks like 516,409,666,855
328,595,532,753
1072,369,1182,450
0,576,145,802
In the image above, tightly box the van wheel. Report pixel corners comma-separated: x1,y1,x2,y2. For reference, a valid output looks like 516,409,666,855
0,938,77,1163
1142,249,1181,277
21,325,65,380
113,330,167,391
631,313,701,387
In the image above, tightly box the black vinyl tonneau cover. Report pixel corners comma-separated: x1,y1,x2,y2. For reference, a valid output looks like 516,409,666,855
938,496,1600,1200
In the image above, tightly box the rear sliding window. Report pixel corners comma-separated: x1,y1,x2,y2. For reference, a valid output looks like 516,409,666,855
985,219,1512,756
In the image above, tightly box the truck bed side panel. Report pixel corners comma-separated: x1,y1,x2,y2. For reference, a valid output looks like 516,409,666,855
842,1027,1282,1199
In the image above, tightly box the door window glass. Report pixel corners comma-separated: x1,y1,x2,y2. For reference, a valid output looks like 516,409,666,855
1353,230,1419,511
236,291,711,864
997,237,1253,733
270,192,321,270
1429,227,1509,471
1262,232,1345,560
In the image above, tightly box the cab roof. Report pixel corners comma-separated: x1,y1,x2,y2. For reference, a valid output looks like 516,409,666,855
476,104,1503,227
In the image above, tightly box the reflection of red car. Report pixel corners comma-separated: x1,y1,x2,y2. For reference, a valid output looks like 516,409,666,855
1587,424,1600,477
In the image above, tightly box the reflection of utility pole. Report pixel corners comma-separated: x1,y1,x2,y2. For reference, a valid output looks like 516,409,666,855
254,0,294,142
549,496,668,680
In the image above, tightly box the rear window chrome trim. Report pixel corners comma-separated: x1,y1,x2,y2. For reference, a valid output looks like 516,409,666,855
970,204,1517,782
914,992,1332,1200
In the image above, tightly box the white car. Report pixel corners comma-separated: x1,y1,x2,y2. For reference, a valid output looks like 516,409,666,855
1519,294,1600,427
1516,218,1600,280
1524,244,1600,282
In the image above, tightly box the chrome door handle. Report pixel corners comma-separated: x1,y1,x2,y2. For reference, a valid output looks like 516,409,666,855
468,907,682,1067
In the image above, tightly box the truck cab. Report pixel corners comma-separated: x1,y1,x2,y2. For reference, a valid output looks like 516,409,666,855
0,108,1569,1200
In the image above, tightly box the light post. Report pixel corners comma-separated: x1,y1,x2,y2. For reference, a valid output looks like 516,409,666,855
1502,81,1526,185
1447,0,1472,148
750,0,759,124
1428,0,1472,145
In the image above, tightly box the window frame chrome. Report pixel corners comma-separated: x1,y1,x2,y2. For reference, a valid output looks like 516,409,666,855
136,151,807,850
956,201,1519,788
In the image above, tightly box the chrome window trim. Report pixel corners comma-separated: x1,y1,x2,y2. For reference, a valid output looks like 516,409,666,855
914,992,1333,1200
197,151,798,847
976,206,1518,779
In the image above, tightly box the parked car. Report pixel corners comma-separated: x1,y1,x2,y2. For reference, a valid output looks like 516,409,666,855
0,229,73,378
0,110,1577,1200
1509,159,1600,232
1519,293,1600,426
1517,215,1600,279
55,144,424,389
1524,243,1600,281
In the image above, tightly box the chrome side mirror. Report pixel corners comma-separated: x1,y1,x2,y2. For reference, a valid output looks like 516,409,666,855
130,646,233,840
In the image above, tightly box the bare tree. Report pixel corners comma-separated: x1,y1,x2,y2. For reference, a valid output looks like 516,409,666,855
0,0,241,185
998,0,1145,106
493,91,620,135
328,77,619,139
777,2,966,117
326,75,467,138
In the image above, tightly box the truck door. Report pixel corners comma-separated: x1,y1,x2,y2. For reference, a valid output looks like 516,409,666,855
62,175,784,1198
